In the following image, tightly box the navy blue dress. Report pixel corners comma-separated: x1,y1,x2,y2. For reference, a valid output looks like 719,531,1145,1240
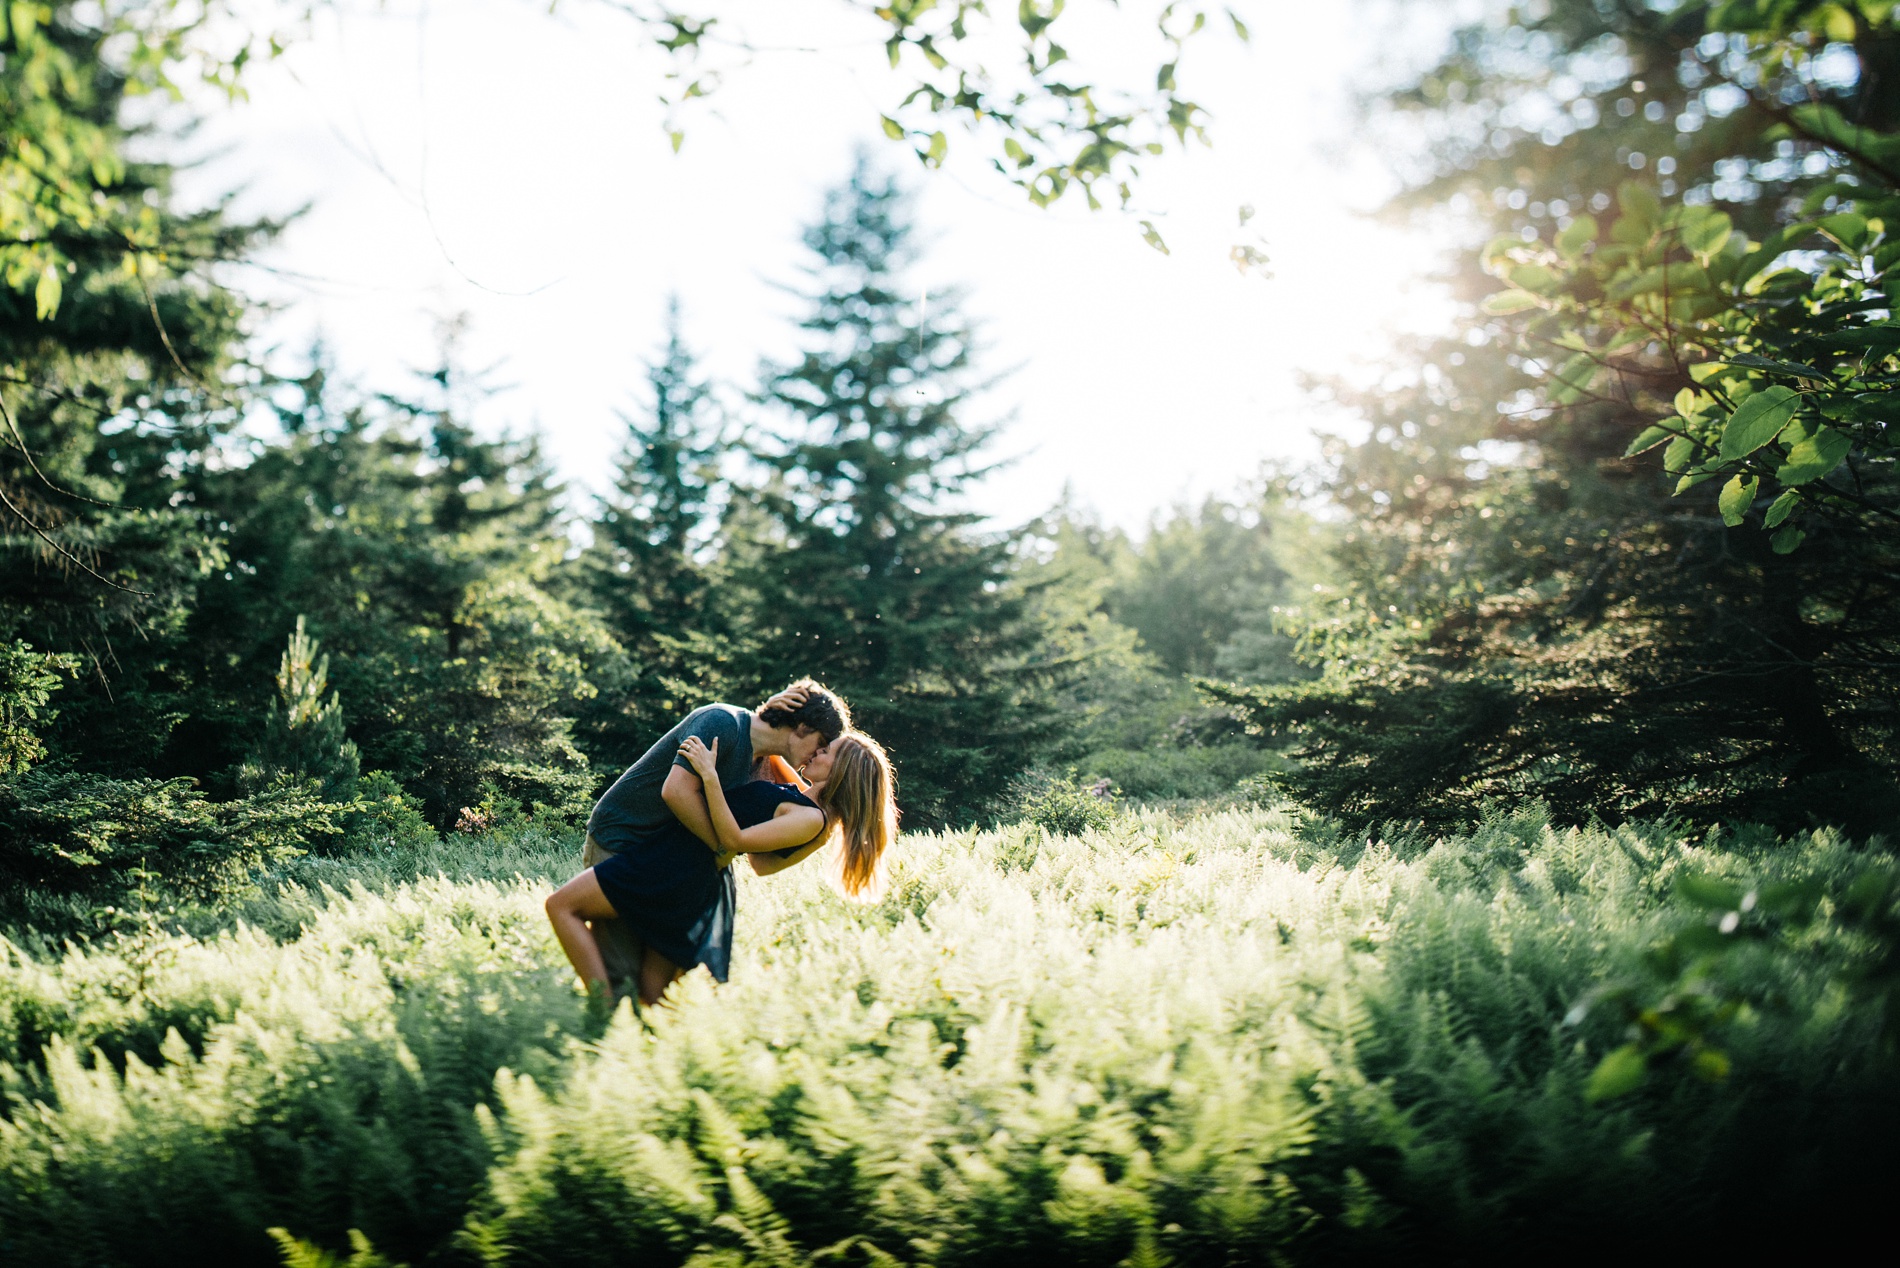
590,780,823,982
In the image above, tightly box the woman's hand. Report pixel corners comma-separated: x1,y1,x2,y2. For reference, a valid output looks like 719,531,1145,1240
679,735,720,783
760,683,808,714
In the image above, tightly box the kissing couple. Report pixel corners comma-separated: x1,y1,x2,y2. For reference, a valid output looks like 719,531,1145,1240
545,680,897,1008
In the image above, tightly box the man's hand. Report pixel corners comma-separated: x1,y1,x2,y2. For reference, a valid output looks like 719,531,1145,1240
760,683,809,714
679,735,720,783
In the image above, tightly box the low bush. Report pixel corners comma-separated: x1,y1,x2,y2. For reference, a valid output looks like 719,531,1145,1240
1079,741,1276,802
0,806,1891,1265
1006,769,1121,834
0,769,342,900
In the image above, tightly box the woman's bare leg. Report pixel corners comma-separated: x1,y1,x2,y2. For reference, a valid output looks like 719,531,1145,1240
545,870,619,993
637,945,689,1008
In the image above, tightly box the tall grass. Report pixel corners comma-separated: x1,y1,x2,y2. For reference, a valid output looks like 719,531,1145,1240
0,807,1891,1265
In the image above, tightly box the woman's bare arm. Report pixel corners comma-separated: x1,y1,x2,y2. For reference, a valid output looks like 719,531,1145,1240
681,737,826,854
661,765,718,847
680,736,747,853
749,832,826,876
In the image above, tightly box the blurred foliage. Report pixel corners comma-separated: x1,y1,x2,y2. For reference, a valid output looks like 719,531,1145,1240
1217,0,1900,831
0,807,1892,1262
612,0,1233,213
1022,487,1325,804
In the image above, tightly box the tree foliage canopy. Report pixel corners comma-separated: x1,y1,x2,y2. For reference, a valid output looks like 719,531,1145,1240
1209,0,1900,832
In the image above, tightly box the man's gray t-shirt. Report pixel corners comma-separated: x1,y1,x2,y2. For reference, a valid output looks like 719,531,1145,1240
586,704,754,853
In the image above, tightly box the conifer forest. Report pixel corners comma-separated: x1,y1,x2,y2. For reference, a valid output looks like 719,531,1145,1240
0,2,1896,1263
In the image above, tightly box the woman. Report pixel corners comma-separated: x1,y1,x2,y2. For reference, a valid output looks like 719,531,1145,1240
545,730,898,1007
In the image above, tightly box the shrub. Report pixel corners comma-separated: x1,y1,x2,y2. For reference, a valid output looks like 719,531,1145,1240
0,769,341,900
1080,741,1276,802
339,772,438,855
0,807,1891,1264
1008,769,1120,835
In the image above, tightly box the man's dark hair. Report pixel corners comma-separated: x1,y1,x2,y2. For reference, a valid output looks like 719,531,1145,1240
758,679,851,745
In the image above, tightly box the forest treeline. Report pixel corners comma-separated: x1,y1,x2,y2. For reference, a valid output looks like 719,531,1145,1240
3,0,1899,907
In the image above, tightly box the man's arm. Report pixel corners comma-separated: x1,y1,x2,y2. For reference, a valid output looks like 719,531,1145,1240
662,765,719,848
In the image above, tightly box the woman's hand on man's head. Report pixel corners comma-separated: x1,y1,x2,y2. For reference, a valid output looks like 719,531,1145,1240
760,683,809,714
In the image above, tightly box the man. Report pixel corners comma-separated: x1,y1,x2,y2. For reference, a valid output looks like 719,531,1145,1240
580,680,849,988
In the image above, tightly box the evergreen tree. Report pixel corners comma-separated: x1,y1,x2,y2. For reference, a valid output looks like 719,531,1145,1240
1209,1,1900,831
738,158,1070,825
1,3,272,776
238,617,361,802
571,299,732,765
181,343,613,825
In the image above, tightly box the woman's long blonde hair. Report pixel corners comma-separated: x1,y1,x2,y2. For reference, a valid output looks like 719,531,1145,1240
810,732,898,901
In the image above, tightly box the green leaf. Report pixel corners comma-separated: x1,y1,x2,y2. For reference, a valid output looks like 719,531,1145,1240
880,115,905,141
1680,209,1733,260
1609,261,1709,302
1618,181,1661,233
1509,263,1559,292
1625,423,1674,456
1828,325,1900,354
1762,489,1800,528
1677,874,1743,910
1662,434,1697,474
1717,386,1800,461
1771,526,1806,554
1549,353,1596,403
1586,1044,1647,1103
1673,387,1708,418
1556,214,1598,259
1138,220,1170,255
1718,475,1758,527
33,267,61,321
1690,1049,1732,1083
1776,426,1851,485
1481,289,1541,315
1818,212,1870,250
1758,879,1824,923
1721,352,1825,378
1841,868,1896,921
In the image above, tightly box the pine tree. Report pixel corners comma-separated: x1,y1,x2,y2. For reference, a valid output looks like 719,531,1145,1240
239,617,360,802
185,342,613,825
737,158,1070,826
1,3,272,777
571,299,732,763
1208,1,1900,831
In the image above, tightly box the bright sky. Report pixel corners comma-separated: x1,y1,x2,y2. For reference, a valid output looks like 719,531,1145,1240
183,0,1458,531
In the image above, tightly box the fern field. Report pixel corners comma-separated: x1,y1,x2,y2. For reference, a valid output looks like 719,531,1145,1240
0,807,1892,1265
